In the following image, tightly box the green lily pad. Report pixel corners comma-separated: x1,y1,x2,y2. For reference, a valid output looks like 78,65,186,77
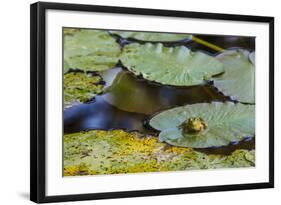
64,72,104,108
149,102,255,148
120,43,224,86
64,29,121,73
110,31,192,42
213,49,255,103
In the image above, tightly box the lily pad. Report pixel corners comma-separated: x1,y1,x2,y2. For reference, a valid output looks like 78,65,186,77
149,102,255,148
64,72,104,108
64,29,121,73
64,129,255,176
213,49,255,103
120,43,224,86
110,31,192,42
249,51,255,65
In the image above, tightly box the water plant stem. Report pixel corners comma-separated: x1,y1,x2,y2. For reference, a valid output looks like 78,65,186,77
192,36,225,52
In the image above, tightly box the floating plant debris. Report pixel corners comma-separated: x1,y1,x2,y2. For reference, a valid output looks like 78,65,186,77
110,31,192,42
213,49,255,103
120,43,224,86
149,102,255,148
64,72,104,109
64,129,255,176
64,29,121,73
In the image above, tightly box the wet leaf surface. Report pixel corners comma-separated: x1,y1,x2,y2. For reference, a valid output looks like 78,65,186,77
120,43,224,86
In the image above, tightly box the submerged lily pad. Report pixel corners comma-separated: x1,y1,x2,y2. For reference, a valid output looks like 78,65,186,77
64,30,121,73
120,43,224,86
64,72,104,108
110,31,192,42
149,102,255,148
213,49,255,103
64,129,255,176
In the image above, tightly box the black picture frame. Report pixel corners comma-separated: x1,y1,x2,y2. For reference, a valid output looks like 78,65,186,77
30,1,274,203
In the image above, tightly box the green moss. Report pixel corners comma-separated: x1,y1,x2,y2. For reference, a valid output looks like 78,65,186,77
64,72,104,108
64,130,255,176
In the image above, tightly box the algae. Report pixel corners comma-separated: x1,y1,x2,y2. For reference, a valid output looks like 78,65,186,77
64,72,104,108
64,130,255,176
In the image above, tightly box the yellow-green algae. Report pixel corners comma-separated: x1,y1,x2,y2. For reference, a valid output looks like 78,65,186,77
64,72,104,108
64,130,255,176
64,28,80,36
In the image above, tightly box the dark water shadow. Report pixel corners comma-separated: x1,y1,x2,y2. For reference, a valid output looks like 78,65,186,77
195,137,255,155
